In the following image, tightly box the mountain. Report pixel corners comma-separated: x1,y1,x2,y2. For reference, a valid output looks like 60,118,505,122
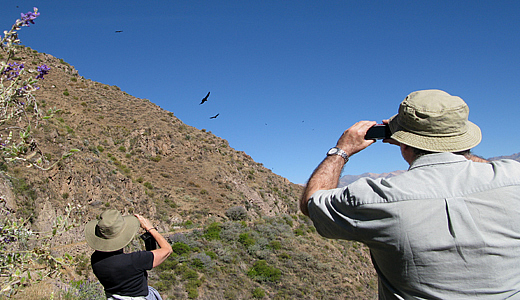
339,171,406,187
339,153,520,187
2,47,378,299
488,152,520,161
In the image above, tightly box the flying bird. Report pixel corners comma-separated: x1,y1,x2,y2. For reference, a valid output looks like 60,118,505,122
115,30,123,33
200,92,210,105
210,113,219,119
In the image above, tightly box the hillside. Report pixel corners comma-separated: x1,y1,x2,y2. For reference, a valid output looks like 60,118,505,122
1,47,378,299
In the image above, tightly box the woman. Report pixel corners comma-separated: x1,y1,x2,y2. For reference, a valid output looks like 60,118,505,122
85,210,173,300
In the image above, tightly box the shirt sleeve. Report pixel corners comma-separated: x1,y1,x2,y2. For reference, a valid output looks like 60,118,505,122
131,251,154,271
308,187,364,241
307,180,396,243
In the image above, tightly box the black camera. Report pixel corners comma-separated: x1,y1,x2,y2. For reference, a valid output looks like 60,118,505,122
139,232,157,251
365,124,391,140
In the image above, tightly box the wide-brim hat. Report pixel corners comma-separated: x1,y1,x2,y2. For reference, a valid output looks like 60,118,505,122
85,209,140,252
388,89,482,152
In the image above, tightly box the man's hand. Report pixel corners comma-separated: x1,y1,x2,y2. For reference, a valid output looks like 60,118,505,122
336,121,378,156
300,121,377,216
381,119,399,146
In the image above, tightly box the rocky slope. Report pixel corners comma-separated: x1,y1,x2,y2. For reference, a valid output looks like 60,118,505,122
2,46,378,299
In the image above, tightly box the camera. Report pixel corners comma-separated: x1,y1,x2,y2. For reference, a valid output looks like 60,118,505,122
139,232,157,251
365,124,391,140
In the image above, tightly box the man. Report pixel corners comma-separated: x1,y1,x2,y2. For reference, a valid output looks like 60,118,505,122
301,89,520,299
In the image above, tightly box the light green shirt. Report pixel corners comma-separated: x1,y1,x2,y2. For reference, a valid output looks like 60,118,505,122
308,153,520,299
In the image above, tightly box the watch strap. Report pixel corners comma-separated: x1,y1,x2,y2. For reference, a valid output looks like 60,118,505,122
327,147,349,163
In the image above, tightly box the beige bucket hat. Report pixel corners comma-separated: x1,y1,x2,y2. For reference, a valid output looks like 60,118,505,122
85,210,140,252
388,89,482,152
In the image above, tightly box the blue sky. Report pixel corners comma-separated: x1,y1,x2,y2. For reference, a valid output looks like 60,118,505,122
3,1,520,184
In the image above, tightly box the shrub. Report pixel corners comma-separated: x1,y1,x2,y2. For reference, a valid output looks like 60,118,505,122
187,287,198,299
247,260,281,282
203,222,222,241
225,206,248,221
219,221,246,242
294,228,305,236
181,268,199,281
238,232,256,248
252,287,266,299
205,250,217,260
59,280,104,300
156,256,179,271
269,240,282,250
172,242,190,255
190,253,214,270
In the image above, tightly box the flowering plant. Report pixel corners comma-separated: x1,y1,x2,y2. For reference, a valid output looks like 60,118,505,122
0,200,81,296
0,8,82,297
0,7,77,170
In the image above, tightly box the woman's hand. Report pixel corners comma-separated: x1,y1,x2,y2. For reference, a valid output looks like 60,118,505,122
134,214,154,231
134,213,173,267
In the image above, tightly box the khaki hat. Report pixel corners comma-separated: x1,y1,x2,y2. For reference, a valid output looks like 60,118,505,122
388,89,481,152
85,210,140,252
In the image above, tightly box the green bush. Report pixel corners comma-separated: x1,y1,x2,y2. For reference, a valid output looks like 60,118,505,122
252,287,266,299
203,222,222,241
205,251,217,260
294,228,305,236
238,232,256,248
181,268,199,281
156,256,179,271
187,287,198,299
172,242,191,255
269,240,282,250
191,258,204,269
247,260,281,282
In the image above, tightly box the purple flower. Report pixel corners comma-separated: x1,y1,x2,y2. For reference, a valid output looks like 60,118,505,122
36,64,50,79
20,8,40,27
1,62,24,80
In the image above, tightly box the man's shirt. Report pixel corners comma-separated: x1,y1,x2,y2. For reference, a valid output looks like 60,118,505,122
308,153,520,299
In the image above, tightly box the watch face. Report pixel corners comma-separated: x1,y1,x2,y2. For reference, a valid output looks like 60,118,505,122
328,148,338,155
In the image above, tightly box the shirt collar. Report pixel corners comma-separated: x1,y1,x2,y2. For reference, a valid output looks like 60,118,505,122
409,152,468,170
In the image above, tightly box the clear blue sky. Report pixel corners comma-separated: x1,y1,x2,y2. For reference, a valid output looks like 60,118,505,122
3,1,520,184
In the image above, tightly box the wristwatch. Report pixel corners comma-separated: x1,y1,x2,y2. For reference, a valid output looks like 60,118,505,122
327,147,349,163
